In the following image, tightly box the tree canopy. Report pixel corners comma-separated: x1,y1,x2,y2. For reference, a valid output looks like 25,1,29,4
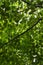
0,0,43,65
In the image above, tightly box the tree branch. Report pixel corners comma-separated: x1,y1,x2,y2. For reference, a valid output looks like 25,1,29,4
0,17,42,49
12,18,42,39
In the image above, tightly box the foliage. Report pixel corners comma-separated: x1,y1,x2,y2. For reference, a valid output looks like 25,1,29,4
0,0,43,65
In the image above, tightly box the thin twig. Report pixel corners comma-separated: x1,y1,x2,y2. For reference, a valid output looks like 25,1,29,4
0,17,42,49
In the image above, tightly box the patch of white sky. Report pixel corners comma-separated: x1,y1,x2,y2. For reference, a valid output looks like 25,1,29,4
33,55,37,62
